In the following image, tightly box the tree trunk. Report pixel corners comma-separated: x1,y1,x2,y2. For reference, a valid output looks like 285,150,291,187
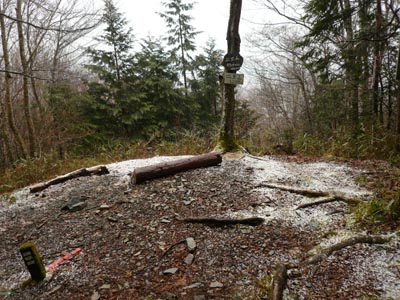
16,0,37,157
372,0,383,120
0,3,27,159
342,0,360,136
178,11,188,98
216,0,242,153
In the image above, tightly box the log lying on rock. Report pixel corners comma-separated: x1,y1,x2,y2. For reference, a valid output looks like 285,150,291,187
180,216,265,227
30,165,109,193
131,152,222,184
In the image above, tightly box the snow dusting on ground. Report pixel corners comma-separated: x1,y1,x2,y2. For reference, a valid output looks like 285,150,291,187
1,154,399,299
239,155,400,299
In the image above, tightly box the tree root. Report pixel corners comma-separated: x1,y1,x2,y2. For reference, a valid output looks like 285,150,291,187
296,195,361,209
266,234,389,299
301,235,389,266
256,183,330,198
270,264,287,300
257,183,362,207
179,217,265,227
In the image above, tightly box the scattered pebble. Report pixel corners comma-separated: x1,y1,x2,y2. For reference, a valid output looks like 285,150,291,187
184,253,194,265
163,268,178,275
186,237,196,252
210,281,224,288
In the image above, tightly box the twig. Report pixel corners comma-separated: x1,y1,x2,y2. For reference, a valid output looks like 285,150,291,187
160,239,186,259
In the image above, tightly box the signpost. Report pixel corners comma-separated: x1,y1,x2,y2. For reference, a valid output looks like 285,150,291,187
223,72,244,85
20,241,46,281
222,53,243,72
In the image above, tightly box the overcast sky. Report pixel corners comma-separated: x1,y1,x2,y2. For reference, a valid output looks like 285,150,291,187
92,0,268,54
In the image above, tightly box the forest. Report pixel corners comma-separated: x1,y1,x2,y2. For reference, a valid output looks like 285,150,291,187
1,0,400,190
1,1,400,299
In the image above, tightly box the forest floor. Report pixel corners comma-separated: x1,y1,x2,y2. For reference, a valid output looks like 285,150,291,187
0,154,400,300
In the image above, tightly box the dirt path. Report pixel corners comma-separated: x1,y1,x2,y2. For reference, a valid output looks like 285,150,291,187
0,155,399,300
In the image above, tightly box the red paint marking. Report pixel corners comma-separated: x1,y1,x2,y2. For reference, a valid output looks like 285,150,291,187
47,248,82,273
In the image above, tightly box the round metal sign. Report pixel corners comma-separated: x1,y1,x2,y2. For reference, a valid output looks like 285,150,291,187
222,54,244,72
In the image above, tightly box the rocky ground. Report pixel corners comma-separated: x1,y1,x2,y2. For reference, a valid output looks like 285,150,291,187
0,154,399,300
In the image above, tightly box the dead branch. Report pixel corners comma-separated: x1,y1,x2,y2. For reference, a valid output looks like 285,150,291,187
30,165,109,193
296,195,361,209
257,183,330,198
257,183,362,207
180,217,265,227
302,235,390,266
160,239,186,259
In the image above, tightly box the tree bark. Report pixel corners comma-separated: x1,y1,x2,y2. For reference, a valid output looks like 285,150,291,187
16,0,37,157
0,3,27,158
216,0,242,153
131,152,222,184
30,165,109,193
270,264,288,300
301,235,389,266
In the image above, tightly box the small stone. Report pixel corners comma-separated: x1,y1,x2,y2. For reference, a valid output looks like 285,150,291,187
184,253,194,265
183,200,192,206
100,204,111,210
107,216,118,223
194,296,206,300
91,290,100,300
210,281,223,288
70,201,87,212
100,284,111,289
186,237,196,252
268,250,275,256
160,219,171,223
183,283,202,289
163,268,178,275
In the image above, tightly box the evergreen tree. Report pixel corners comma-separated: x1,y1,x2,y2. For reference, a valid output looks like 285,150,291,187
133,37,186,136
159,0,200,97
83,0,142,137
191,39,224,127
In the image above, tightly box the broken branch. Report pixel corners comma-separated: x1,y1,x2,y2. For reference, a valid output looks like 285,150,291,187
296,195,361,209
302,235,389,266
257,183,330,198
30,165,109,193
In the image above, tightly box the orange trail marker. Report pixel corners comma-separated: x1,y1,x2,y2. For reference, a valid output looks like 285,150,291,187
47,248,82,273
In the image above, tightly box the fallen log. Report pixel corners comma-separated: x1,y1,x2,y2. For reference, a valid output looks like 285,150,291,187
301,235,389,266
30,165,109,193
180,216,265,227
131,152,222,184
